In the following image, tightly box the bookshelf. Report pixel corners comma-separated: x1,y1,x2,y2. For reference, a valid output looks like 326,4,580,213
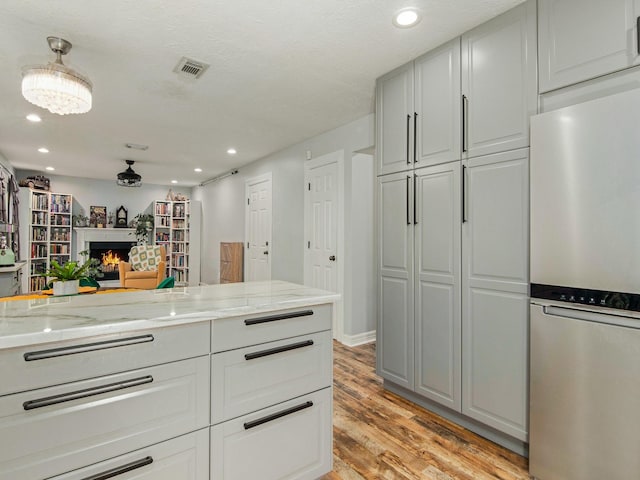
20,189,72,292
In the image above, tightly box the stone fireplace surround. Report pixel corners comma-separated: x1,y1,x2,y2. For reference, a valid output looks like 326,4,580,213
74,228,136,285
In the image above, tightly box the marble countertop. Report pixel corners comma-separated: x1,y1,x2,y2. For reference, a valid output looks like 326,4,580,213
0,281,339,350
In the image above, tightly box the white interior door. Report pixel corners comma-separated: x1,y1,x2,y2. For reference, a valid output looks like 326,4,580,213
245,173,272,282
306,161,338,292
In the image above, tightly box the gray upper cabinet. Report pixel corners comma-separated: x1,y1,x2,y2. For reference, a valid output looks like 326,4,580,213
539,0,640,93
414,38,462,168
461,148,530,441
461,0,537,158
376,63,414,176
414,162,461,411
376,172,414,389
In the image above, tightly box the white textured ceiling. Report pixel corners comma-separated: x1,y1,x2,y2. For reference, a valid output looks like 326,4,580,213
0,0,524,186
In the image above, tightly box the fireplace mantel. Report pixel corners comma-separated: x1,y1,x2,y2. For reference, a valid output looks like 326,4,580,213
74,228,136,260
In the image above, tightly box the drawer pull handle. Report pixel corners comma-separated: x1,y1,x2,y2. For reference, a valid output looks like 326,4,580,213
24,334,155,362
81,456,153,480
244,401,314,430
244,310,313,326
23,375,153,411
244,339,314,360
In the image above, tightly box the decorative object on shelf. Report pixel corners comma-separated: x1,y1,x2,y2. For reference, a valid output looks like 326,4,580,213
166,188,174,201
174,192,188,201
117,160,142,187
132,213,154,244
115,205,128,228
72,210,89,227
18,175,50,191
89,205,106,228
21,36,92,115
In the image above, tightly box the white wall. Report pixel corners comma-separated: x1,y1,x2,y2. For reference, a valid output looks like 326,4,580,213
193,113,375,341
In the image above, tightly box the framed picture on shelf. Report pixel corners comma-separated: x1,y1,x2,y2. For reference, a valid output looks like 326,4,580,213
90,206,107,228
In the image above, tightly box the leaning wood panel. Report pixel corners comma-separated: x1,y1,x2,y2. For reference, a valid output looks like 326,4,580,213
220,242,243,283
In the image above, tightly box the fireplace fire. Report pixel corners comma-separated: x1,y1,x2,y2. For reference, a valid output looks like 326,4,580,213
89,241,136,280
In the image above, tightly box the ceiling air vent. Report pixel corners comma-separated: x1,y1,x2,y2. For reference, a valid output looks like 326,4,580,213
173,57,210,79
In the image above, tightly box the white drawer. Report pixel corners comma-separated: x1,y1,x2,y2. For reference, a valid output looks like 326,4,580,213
211,387,332,480
51,428,209,480
0,356,210,480
212,330,332,424
0,321,210,396
211,303,332,353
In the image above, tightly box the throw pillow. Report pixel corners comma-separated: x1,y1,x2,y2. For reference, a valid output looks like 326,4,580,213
129,245,162,271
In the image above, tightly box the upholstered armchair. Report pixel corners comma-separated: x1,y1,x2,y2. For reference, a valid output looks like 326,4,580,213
118,245,166,289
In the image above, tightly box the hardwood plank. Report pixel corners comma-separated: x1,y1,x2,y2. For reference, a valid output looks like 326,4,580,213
322,341,530,480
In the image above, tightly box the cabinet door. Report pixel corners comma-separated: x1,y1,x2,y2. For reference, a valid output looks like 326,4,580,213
461,149,529,441
461,0,537,158
377,172,414,389
376,63,414,175
539,0,640,93
414,162,461,411
211,388,332,480
415,38,461,168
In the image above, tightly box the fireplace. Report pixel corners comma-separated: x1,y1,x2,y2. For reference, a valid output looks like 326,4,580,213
89,241,136,280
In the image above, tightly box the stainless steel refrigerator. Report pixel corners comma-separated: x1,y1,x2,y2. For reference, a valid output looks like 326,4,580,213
530,88,640,480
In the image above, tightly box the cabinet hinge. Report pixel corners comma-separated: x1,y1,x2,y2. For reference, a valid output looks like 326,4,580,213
308,182,311,191
247,198,250,205
307,241,310,249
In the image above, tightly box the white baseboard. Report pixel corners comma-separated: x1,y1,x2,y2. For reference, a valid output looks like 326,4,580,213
339,330,376,347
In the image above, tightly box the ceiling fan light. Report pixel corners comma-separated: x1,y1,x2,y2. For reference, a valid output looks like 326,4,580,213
117,160,142,187
21,37,92,115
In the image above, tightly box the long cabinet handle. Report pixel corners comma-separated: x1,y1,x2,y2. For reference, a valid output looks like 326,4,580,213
244,310,313,325
413,174,418,225
413,112,418,163
462,94,468,153
24,334,154,362
245,339,314,361
82,456,154,480
406,176,411,225
637,16,640,55
244,401,314,430
406,114,411,164
23,375,153,411
462,165,467,223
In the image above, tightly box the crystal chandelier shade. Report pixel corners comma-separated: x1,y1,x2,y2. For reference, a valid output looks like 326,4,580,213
21,37,92,115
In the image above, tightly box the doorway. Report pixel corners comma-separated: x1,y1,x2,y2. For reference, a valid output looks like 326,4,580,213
245,173,272,281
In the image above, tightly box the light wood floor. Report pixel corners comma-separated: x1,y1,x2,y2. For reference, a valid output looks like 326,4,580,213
321,341,530,480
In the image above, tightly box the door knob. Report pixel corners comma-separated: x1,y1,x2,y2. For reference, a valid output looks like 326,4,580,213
329,255,336,261
263,251,269,255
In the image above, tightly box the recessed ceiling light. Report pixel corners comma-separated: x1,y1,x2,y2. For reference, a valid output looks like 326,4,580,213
38,147,49,153
26,113,42,122
393,8,421,28
45,166,55,171
171,180,178,184
227,148,237,155
194,167,202,172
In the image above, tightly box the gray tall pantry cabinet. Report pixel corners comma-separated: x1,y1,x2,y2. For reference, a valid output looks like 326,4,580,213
376,0,535,451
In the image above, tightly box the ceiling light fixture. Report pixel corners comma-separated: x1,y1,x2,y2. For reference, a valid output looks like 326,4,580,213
46,166,55,171
171,180,178,184
227,148,237,155
393,8,421,28
38,147,49,153
21,37,92,115
117,160,142,187
194,168,202,172
26,113,42,122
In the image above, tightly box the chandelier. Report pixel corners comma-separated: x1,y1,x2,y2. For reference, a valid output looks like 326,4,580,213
117,160,142,187
21,37,92,115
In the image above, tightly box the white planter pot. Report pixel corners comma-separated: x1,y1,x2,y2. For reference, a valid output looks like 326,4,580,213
52,279,80,296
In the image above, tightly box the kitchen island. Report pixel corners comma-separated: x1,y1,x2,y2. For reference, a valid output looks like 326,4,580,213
0,280,338,480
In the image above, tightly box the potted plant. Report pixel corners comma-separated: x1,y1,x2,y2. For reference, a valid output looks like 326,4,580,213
41,251,102,296
132,213,154,244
